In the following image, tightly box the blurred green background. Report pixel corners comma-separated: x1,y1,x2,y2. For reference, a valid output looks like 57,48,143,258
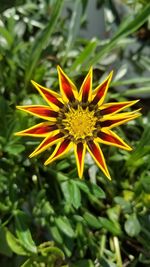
0,0,150,266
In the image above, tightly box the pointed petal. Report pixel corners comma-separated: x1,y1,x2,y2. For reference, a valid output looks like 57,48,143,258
44,139,72,165
16,105,58,121
79,67,92,103
100,100,139,115
74,142,86,179
29,132,64,158
91,71,113,106
15,122,58,137
100,112,141,129
87,140,111,180
97,129,132,151
57,66,78,102
31,80,64,111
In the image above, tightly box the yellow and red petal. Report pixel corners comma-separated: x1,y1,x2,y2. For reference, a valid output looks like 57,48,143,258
29,132,64,158
74,142,86,179
97,129,132,151
44,139,72,165
16,105,58,121
87,140,111,180
79,67,92,103
14,122,58,137
91,71,113,106
57,66,78,102
100,111,141,129
100,100,139,115
31,80,64,111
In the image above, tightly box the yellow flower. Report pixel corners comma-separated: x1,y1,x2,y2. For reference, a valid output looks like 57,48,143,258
15,67,141,179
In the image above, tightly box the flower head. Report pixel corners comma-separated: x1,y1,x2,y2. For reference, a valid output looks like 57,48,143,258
15,67,141,179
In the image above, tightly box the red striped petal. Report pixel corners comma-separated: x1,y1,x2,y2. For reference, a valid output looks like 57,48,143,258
29,132,64,158
87,140,111,179
74,142,86,178
100,100,139,115
44,139,72,165
16,105,58,121
15,122,58,137
97,129,132,151
57,66,78,102
91,71,113,106
100,113,140,129
31,80,64,110
79,68,92,103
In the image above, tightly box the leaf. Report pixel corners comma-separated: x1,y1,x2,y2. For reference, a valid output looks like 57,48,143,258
6,230,28,256
63,0,82,64
99,217,122,236
114,196,132,213
84,212,101,229
87,4,150,66
0,227,12,257
88,183,106,199
69,181,81,209
71,259,94,267
55,216,75,238
49,225,63,244
20,259,33,267
14,210,37,254
70,39,97,71
25,0,64,86
122,87,150,97
5,144,25,155
39,246,64,260
125,214,141,237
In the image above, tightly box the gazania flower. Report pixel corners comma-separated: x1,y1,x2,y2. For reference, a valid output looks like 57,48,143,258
15,67,140,179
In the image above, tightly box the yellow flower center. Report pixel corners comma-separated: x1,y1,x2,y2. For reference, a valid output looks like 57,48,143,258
63,106,97,140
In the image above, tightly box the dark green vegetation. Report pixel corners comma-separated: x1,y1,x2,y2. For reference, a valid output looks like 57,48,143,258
0,0,150,266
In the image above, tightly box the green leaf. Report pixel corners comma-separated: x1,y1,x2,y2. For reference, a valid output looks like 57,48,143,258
84,212,101,229
5,144,25,155
55,216,75,238
14,210,37,254
88,183,105,199
88,4,150,66
70,39,97,71
49,225,63,244
125,214,141,237
20,259,33,267
0,227,12,257
25,0,64,86
71,259,94,267
6,230,28,256
70,181,81,209
114,196,132,213
39,246,64,260
99,217,122,236
63,0,82,64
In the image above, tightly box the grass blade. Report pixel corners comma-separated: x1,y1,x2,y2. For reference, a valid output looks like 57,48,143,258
25,0,64,87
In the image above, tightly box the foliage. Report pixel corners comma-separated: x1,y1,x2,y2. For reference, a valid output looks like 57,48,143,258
0,0,150,266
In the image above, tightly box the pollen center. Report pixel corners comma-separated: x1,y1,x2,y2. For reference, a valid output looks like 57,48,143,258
63,106,97,140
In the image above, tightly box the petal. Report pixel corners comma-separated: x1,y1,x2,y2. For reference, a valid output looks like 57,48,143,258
87,140,111,180
16,105,58,121
100,112,141,129
97,129,132,151
15,122,58,137
74,142,86,179
44,139,72,165
29,132,64,158
31,80,64,111
100,100,139,115
79,67,92,103
57,65,78,102
91,71,113,106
